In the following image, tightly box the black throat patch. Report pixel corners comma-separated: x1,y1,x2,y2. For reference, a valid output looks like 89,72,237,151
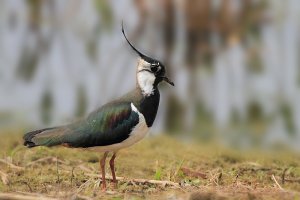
139,88,160,127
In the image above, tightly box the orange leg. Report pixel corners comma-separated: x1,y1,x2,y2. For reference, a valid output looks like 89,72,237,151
100,152,108,190
109,152,117,188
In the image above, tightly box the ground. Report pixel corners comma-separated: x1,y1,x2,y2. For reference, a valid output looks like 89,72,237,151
0,130,300,200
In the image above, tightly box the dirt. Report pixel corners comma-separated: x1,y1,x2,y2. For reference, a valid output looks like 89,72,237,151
0,130,299,199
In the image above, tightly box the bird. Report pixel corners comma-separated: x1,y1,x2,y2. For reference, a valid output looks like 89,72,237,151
23,23,174,190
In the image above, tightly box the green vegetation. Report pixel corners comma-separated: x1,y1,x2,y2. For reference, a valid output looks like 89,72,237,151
0,130,299,199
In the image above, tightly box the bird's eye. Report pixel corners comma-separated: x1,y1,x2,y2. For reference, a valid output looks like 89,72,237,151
151,65,158,73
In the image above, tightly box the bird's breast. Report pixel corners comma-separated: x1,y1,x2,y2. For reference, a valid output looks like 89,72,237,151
139,89,160,127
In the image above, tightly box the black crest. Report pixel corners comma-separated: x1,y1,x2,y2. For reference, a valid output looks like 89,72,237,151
121,22,157,64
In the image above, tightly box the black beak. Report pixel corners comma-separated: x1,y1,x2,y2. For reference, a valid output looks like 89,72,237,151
162,76,175,86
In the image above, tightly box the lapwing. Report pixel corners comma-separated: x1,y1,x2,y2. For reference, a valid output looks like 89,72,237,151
23,23,174,190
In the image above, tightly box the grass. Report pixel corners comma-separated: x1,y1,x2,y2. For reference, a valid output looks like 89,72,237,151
0,129,300,199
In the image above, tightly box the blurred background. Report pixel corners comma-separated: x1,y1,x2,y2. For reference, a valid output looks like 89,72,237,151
1,0,300,151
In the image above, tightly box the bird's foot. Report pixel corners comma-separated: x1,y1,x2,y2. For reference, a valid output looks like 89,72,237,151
101,182,117,192
101,181,107,191
111,181,118,189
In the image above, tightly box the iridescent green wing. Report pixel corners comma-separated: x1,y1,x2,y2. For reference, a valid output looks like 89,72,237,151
26,102,140,148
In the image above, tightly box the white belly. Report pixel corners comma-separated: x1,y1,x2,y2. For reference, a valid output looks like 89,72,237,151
87,103,149,152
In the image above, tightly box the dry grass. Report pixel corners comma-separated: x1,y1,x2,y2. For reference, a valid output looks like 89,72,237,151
0,129,300,199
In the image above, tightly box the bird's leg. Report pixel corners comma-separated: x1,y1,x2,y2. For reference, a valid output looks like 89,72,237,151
100,152,108,190
109,152,117,188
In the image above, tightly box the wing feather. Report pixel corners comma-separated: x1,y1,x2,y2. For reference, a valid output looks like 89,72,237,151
24,102,139,148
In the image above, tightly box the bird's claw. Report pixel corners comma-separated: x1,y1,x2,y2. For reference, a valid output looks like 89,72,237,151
101,184,107,191
111,181,118,189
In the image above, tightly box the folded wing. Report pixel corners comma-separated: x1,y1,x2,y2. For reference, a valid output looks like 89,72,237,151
24,102,140,148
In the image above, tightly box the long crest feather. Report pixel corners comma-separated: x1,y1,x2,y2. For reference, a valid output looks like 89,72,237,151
121,22,154,63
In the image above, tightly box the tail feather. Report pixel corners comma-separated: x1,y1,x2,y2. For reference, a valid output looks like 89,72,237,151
23,127,62,148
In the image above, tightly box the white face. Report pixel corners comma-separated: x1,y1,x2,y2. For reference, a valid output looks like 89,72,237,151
137,58,156,96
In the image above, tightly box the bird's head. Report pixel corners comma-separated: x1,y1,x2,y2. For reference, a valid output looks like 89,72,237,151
122,23,174,96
